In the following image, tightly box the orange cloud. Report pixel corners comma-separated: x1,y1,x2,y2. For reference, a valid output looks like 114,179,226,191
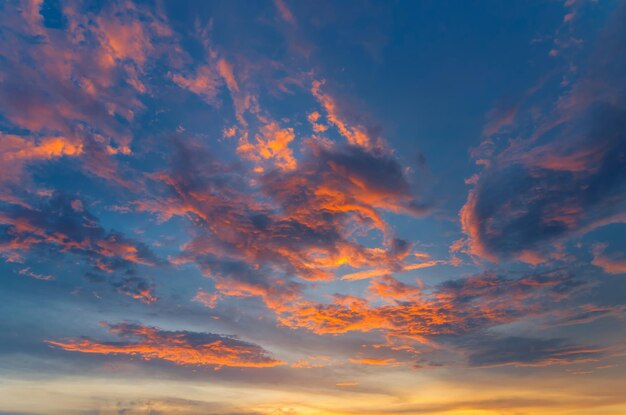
136,137,424,312
278,270,584,345
592,256,626,274
0,134,83,183
211,272,302,313
171,65,222,105
48,322,284,369
96,235,158,267
223,126,237,138
516,250,545,265
368,275,422,302
127,287,157,304
523,144,605,173
236,121,297,171
592,244,626,275
307,111,328,133
335,381,358,387
349,357,398,366
217,58,239,93
193,290,220,309
96,14,151,66
291,355,330,369
0,0,178,190
458,189,498,262
278,295,459,338
311,80,372,148
2,135,83,160
215,57,254,126
112,276,158,304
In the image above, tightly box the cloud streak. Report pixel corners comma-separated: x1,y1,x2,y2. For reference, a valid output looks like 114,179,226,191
48,322,284,369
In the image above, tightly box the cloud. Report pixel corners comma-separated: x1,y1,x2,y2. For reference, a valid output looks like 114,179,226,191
342,259,440,281
236,121,297,171
216,57,252,126
0,192,160,301
592,244,626,275
190,259,303,313
307,111,328,133
217,58,240,94
0,193,158,267
0,2,624,411
0,0,179,190
64,397,263,415
193,290,220,309
460,105,626,263
0,134,83,185
274,0,296,25
278,269,585,341
137,135,425,312
311,80,373,148
553,304,626,327
47,322,284,369
458,7,626,263
112,276,158,304
482,103,518,137
18,267,54,281
258,142,428,250
171,65,223,106
465,336,603,367
349,357,398,366
367,275,421,302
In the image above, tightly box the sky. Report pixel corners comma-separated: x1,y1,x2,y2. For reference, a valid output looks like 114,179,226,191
0,0,626,414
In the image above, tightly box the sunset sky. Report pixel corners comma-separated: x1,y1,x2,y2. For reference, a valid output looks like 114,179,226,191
1,1,626,414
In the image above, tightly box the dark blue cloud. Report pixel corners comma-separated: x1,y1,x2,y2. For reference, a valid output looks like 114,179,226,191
465,336,603,367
